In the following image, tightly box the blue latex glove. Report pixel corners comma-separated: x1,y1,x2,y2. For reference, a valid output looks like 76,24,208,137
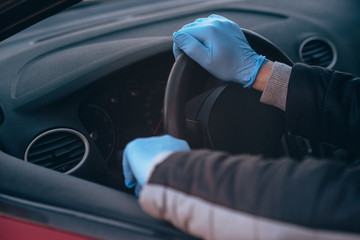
122,135,190,194
173,14,267,88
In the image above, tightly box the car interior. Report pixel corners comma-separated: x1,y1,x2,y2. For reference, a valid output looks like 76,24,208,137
1,0,359,239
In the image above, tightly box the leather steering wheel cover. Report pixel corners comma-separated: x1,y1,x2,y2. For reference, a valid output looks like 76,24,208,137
164,53,199,139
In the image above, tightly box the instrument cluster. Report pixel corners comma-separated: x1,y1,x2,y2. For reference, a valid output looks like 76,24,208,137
78,52,174,165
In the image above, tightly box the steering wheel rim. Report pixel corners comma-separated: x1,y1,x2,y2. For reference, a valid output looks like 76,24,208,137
164,29,293,152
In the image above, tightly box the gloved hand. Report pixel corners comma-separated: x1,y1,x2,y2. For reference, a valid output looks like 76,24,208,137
122,135,190,194
173,14,267,88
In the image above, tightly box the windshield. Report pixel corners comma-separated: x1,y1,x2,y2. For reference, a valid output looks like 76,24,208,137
0,0,240,57
2,0,230,42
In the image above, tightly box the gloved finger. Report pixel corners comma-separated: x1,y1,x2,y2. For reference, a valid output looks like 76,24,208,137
122,150,137,188
208,14,239,28
173,31,210,65
194,16,215,23
173,28,208,59
179,15,243,42
176,26,213,44
173,32,187,59
181,22,199,29
208,14,228,20
182,15,227,30
173,40,181,60
180,20,212,31
207,14,245,36
162,135,191,151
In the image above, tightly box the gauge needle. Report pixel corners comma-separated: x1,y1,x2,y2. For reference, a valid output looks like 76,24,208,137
153,117,163,135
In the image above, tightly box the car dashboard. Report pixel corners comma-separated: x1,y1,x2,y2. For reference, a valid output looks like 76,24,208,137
0,0,359,190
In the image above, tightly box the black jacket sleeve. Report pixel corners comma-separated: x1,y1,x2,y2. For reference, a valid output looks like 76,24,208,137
138,64,360,239
141,150,360,237
286,64,360,154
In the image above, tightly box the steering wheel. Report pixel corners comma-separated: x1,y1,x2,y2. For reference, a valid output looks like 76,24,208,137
164,29,293,156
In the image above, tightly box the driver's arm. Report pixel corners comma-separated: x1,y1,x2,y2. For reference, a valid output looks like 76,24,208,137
123,14,360,240
133,60,360,238
139,149,360,240
256,59,360,154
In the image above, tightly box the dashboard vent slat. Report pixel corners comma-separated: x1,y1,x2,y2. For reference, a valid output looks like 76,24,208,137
25,129,89,174
27,137,79,158
299,37,337,69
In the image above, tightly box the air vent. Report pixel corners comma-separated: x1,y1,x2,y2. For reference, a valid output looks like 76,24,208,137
25,128,89,174
299,37,337,68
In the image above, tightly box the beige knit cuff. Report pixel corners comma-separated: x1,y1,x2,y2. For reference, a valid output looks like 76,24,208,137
260,61,292,111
